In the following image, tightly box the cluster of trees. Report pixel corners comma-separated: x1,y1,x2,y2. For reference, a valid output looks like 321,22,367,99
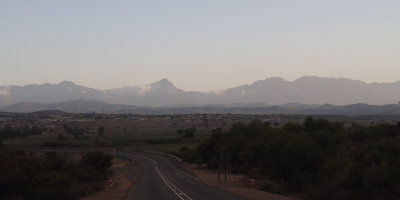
63,125,85,139
182,117,400,200
0,149,113,200
0,125,42,140
176,127,196,138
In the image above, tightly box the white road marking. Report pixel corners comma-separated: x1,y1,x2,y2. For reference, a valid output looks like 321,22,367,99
159,157,199,181
142,156,193,200
128,150,198,181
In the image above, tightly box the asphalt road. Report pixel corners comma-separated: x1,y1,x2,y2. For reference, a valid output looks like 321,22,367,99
17,148,250,200
125,151,250,200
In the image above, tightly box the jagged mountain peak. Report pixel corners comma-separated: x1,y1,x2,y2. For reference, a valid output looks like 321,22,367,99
150,78,176,88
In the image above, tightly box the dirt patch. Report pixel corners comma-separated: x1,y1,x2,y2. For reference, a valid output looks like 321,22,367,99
80,160,142,200
185,163,298,200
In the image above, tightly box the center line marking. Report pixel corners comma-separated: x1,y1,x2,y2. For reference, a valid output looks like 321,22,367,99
141,156,193,200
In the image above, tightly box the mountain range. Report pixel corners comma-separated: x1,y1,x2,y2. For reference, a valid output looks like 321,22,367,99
1,99,400,115
1,76,400,114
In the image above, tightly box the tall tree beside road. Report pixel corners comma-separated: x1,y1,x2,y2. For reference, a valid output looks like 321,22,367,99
186,117,400,199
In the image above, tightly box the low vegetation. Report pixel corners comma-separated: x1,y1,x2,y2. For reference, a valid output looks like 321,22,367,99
0,149,113,200
0,125,42,140
182,117,400,200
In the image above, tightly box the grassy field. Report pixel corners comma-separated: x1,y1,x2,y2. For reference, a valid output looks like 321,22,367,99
2,115,231,153
4,128,212,153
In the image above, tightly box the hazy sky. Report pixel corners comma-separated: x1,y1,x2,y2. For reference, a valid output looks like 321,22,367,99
1,0,399,91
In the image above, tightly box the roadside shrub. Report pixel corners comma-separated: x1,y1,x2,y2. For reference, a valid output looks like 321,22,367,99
81,151,113,172
179,146,189,152
258,179,287,195
181,148,197,162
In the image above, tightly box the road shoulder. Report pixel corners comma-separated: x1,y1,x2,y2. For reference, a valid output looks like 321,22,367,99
185,163,297,200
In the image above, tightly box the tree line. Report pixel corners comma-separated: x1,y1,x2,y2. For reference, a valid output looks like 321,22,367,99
0,125,42,140
181,117,400,200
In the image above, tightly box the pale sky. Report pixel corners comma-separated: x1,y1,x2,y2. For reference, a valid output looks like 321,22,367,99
1,0,399,91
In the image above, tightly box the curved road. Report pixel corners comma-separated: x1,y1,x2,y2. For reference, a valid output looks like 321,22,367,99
17,148,250,200
125,151,250,200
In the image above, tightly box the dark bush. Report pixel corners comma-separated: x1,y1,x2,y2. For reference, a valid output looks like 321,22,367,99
0,149,112,200
82,151,113,172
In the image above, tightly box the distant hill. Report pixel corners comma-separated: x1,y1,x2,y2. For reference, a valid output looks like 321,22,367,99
0,81,120,107
29,110,70,115
1,76,400,107
222,77,400,105
0,99,137,114
2,99,400,115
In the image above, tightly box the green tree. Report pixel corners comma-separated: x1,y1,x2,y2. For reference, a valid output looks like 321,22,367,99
182,127,196,139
